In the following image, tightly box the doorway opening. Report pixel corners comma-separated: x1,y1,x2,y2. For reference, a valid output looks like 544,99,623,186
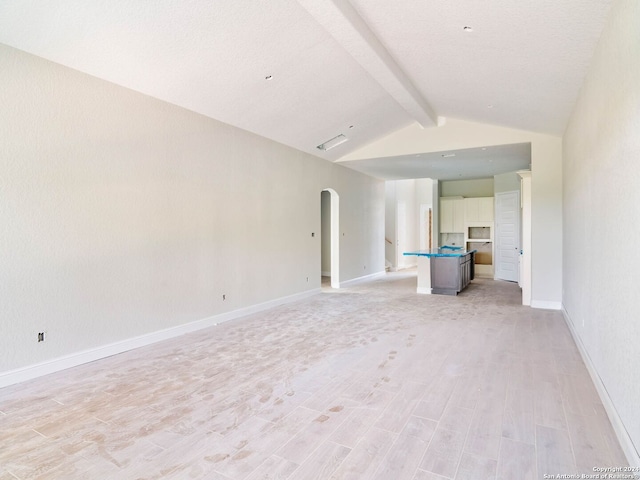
320,188,340,288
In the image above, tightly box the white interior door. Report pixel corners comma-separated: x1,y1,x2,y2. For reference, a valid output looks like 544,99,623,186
495,191,520,282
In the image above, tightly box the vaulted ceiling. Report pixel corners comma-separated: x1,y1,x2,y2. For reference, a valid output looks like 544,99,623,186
0,0,612,177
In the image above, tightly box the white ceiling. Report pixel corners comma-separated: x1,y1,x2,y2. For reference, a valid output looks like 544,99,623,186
342,143,531,181
0,0,612,177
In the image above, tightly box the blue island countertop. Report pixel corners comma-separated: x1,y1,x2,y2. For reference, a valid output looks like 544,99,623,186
403,246,477,258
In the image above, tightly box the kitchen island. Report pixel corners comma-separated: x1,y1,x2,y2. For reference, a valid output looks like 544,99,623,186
404,246,477,295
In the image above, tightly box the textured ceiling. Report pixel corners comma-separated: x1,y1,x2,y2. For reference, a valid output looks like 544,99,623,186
0,0,612,175
349,0,613,135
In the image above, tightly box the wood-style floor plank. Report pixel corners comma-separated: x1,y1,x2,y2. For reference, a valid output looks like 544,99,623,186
536,425,576,477
413,375,458,422
534,381,567,431
244,455,299,480
502,387,535,445
591,404,630,467
373,382,426,433
566,411,613,473
402,416,438,443
454,452,497,480
372,433,430,480
419,427,466,478
437,404,474,435
275,406,351,466
329,427,396,480
464,396,503,460
287,441,351,480
497,437,536,480
412,470,450,480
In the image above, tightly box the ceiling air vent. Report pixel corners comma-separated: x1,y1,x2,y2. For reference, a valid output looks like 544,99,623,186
317,134,348,151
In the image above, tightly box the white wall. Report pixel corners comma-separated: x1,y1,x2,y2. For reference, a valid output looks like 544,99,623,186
0,45,385,375
494,171,521,194
394,179,418,269
320,191,331,275
415,178,434,250
441,178,494,197
385,179,419,268
563,0,640,463
384,181,397,268
415,178,434,207
340,117,563,308
385,179,434,268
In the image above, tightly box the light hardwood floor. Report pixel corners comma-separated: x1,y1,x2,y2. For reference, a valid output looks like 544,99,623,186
0,272,631,479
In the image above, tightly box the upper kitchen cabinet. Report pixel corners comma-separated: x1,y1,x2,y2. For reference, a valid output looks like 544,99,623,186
464,197,494,224
440,197,465,233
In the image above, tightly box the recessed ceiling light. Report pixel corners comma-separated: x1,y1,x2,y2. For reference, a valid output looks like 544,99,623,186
463,26,473,32
317,134,348,151
481,147,487,150
265,75,273,80
487,104,494,109
442,153,456,158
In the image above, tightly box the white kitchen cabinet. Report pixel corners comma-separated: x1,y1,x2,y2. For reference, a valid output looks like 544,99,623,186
463,197,494,277
464,197,494,224
440,197,464,233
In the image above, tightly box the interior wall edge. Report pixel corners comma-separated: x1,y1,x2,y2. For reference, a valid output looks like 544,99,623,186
530,300,562,310
562,305,640,467
338,271,386,288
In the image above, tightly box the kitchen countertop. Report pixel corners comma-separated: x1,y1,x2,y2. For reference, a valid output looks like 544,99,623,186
403,246,477,258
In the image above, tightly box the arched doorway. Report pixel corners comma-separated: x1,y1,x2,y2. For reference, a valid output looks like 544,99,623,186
321,188,339,288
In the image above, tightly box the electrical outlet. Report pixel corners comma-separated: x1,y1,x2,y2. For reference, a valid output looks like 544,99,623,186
37,332,45,342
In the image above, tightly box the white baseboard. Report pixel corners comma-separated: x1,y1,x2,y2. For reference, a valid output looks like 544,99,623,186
396,264,417,271
339,271,386,288
531,299,562,310
416,287,432,294
562,306,640,467
0,287,321,389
